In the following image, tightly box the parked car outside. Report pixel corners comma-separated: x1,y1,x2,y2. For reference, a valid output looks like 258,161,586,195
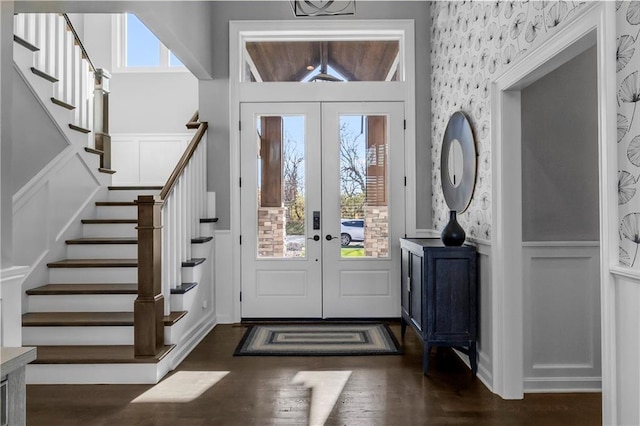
340,219,364,246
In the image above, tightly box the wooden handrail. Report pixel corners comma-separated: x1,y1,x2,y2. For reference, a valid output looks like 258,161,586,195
62,13,96,73
186,111,200,129
159,121,208,200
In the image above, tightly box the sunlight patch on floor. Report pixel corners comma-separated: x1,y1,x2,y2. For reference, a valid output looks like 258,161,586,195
132,371,229,403
292,371,352,426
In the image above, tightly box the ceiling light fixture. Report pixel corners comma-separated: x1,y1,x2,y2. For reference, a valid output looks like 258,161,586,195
290,1,356,17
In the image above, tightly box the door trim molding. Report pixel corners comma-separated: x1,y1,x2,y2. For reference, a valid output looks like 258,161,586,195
229,20,416,323
490,2,616,421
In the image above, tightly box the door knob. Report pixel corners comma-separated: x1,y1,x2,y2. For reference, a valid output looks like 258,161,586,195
325,234,337,241
308,235,320,241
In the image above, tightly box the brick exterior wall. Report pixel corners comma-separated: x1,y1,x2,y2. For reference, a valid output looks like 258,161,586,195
258,207,285,257
364,206,389,258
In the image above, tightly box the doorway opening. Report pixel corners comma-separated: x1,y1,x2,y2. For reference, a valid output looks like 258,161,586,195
491,3,616,412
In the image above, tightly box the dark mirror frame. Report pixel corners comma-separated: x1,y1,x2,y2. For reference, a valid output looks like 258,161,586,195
440,111,477,213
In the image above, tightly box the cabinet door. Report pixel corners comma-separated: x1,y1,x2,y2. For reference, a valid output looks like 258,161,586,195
400,248,410,318
430,255,472,338
410,252,423,331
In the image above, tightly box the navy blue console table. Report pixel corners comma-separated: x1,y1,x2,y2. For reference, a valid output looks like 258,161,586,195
399,238,478,375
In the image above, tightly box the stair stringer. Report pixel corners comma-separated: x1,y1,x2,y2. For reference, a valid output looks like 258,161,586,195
167,235,217,370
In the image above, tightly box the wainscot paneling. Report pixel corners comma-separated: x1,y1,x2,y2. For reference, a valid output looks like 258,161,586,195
522,242,601,392
111,134,191,186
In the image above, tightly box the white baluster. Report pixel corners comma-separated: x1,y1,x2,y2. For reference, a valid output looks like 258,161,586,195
34,14,46,71
25,14,36,47
71,45,81,126
171,192,178,289
45,14,56,77
54,16,66,101
14,15,25,41
185,163,193,260
181,178,188,263
63,29,74,105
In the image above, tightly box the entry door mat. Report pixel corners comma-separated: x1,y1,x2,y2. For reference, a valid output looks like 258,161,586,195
233,323,402,356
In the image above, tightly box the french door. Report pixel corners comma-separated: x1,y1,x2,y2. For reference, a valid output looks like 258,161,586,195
240,102,405,318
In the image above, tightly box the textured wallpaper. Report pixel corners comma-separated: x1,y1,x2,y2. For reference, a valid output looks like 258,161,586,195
618,2,640,268
430,1,587,241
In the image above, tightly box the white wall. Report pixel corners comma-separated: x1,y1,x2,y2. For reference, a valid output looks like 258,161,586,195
1,1,14,268
12,69,69,193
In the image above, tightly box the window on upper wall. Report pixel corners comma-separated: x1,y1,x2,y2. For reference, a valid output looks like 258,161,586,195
114,13,185,71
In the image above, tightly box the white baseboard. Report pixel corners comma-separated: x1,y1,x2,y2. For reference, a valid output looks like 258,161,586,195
524,376,602,393
170,312,217,369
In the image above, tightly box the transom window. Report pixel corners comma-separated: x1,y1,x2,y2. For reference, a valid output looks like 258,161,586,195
243,39,403,83
114,14,185,71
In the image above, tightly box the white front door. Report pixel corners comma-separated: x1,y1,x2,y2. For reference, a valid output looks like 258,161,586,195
240,102,405,318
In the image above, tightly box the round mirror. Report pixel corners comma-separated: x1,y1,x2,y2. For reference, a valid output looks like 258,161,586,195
440,111,477,213
447,139,463,188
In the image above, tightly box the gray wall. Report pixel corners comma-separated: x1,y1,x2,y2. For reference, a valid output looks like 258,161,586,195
204,1,431,229
1,1,13,267
521,45,599,242
11,69,69,193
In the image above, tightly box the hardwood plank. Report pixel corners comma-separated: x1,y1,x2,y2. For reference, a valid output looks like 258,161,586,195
32,345,174,364
26,284,138,295
47,259,137,268
25,324,602,426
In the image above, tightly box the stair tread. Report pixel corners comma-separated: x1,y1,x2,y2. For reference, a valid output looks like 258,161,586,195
69,123,91,134
31,67,58,82
13,35,39,51
108,186,163,190
47,259,137,268
192,236,213,244
182,258,206,267
95,201,137,206
23,311,187,327
81,219,137,224
98,168,116,174
51,97,75,110
32,345,175,364
65,237,137,245
26,283,138,295
84,147,103,156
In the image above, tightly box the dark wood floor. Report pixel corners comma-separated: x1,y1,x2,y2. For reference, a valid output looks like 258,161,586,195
26,323,601,425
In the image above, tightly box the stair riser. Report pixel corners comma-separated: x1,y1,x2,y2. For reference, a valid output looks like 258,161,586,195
83,223,137,238
96,205,137,219
23,326,133,345
28,295,136,312
27,361,172,385
67,244,138,259
108,189,160,202
182,263,205,284
170,288,198,312
49,267,137,284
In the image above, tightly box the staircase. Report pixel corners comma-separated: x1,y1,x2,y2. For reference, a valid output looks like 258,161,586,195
12,13,216,384
22,186,214,384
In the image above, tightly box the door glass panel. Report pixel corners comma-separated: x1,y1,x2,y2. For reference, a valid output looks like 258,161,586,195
339,115,389,258
256,115,306,258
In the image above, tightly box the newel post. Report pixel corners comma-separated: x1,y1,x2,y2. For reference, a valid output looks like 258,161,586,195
94,68,111,169
134,195,164,357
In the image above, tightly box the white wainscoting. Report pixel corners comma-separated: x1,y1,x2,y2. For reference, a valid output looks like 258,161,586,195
111,134,191,186
609,267,640,425
522,242,601,392
214,230,234,324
